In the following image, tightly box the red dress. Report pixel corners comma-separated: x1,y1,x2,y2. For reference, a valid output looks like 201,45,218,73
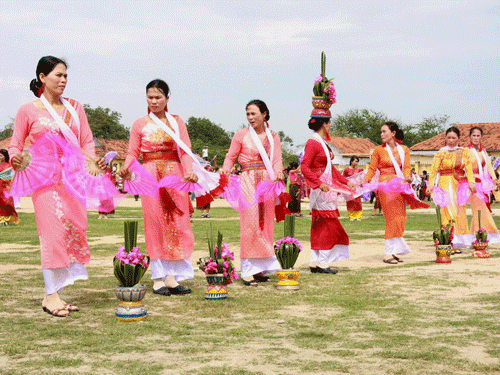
343,167,363,212
301,138,349,251
0,163,19,225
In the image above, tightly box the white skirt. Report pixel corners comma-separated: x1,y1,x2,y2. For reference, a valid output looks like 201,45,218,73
453,234,475,248
240,256,280,279
149,259,194,282
385,237,411,256
43,263,88,295
310,245,349,267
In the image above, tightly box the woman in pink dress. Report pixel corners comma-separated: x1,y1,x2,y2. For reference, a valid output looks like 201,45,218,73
301,109,354,274
0,149,19,226
221,100,284,286
120,79,197,296
9,56,103,317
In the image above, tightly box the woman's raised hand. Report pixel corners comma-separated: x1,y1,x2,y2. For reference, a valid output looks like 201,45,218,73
11,154,24,170
319,183,331,192
468,181,477,193
183,172,198,183
95,157,106,171
118,168,132,180
274,171,285,182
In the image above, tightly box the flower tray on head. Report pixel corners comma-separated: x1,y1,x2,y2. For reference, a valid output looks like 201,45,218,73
472,211,490,258
312,51,336,110
113,221,150,321
433,208,454,263
275,215,302,290
198,224,238,300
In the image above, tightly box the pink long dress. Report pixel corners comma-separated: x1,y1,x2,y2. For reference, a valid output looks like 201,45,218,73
9,98,95,294
222,128,283,278
124,114,194,281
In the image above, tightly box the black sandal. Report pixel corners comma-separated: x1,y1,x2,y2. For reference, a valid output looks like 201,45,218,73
153,286,171,296
316,266,338,274
167,285,192,295
242,279,258,287
253,274,270,282
392,255,403,263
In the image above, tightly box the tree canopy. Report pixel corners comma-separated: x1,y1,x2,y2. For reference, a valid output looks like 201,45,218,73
84,105,129,140
331,108,452,147
186,117,232,164
0,118,13,140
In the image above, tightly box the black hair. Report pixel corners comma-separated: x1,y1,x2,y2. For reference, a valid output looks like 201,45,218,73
382,121,404,142
349,156,359,165
308,117,330,132
29,56,68,97
246,100,270,121
146,79,170,97
0,149,9,163
289,162,299,169
469,126,483,136
445,126,460,138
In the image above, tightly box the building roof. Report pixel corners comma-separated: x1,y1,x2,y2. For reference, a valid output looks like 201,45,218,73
0,137,130,160
411,123,500,152
329,137,378,156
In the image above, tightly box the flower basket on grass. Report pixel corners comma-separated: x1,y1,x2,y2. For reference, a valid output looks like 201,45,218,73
312,51,336,109
113,220,150,321
274,215,302,290
198,224,238,300
472,210,490,258
433,208,454,263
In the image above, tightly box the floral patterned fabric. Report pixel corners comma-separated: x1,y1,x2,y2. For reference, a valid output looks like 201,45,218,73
124,115,194,261
9,99,94,269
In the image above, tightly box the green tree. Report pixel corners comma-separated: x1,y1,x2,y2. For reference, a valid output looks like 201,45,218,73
331,109,389,144
186,117,232,163
84,105,129,139
404,115,452,146
277,130,298,167
0,118,13,140
331,108,416,146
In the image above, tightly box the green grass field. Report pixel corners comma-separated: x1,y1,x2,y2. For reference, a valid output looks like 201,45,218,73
1,203,500,375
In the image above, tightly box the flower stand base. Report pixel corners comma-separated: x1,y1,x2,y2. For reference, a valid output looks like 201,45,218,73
435,245,452,263
115,285,147,321
205,274,228,301
276,270,300,290
205,285,228,300
472,242,490,258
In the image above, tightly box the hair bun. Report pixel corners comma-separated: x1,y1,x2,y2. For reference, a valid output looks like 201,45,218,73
29,78,42,97
396,129,404,142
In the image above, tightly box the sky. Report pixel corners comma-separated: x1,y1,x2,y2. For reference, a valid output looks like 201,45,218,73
0,0,499,147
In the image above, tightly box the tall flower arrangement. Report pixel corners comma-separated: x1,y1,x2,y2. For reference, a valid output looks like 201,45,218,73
113,221,150,287
274,215,302,269
197,224,238,285
433,207,454,246
473,210,489,244
313,51,337,105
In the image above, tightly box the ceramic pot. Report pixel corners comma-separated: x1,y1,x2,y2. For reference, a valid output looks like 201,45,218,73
435,245,452,263
276,270,300,290
312,96,332,109
472,242,490,258
115,285,147,321
205,274,228,300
